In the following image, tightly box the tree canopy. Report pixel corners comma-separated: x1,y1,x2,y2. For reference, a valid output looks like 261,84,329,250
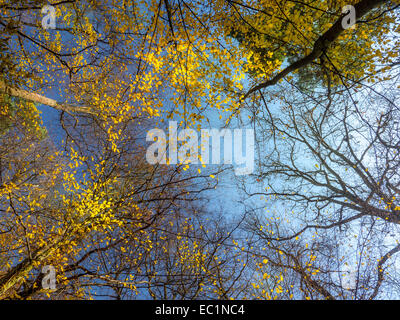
0,0,399,300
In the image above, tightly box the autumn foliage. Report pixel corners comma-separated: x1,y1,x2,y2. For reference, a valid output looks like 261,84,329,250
0,0,399,300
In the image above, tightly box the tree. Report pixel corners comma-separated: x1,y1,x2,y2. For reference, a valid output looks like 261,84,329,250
228,0,400,300
1,0,400,300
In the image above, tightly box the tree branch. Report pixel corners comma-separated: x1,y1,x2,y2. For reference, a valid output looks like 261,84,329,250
243,0,389,100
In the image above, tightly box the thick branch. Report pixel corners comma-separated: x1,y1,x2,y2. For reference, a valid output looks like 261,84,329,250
369,243,400,300
243,0,388,100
